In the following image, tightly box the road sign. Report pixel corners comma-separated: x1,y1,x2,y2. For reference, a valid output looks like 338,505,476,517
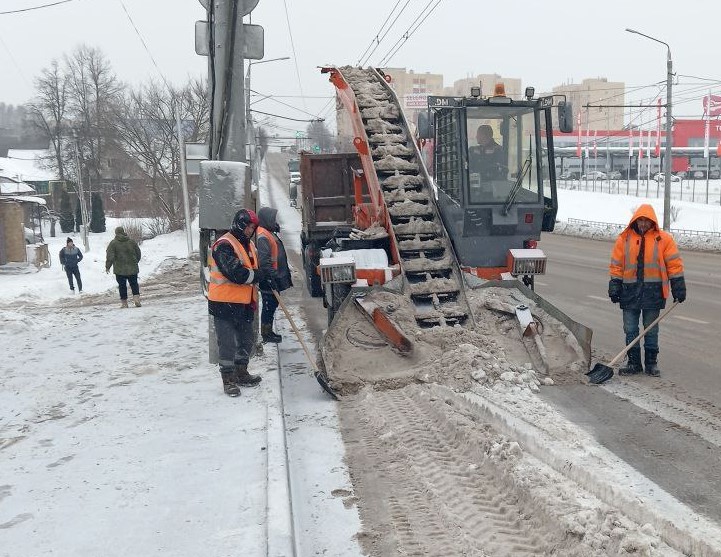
404,93,428,109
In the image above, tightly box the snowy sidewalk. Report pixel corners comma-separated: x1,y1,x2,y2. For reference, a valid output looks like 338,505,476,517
0,268,360,556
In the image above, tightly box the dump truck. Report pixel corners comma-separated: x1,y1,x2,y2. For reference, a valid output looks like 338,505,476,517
311,66,592,393
299,152,365,299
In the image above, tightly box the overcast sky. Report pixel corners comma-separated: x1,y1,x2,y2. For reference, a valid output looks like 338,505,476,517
2,0,720,137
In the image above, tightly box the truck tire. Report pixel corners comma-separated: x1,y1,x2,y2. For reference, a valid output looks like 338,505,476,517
304,244,324,298
327,283,351,326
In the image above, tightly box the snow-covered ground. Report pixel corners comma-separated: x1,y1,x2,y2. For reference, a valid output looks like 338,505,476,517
3,178,721,555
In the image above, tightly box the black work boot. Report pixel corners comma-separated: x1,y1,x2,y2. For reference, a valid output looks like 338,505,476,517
644,350,660,377
235,363,262,386
261,324,282,343
221,369,240,397
619,346,643,375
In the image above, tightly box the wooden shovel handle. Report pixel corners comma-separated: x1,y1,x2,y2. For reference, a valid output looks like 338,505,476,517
272,289,319,373
608,301,679,367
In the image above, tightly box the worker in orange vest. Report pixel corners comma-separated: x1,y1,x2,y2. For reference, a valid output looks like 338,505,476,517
608,204,686,376
207,208,271,396
256,207,294,343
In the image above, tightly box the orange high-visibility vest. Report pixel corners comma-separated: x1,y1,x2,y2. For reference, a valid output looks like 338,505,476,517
207,232,258,304
256,227,279,270
609,207,684,300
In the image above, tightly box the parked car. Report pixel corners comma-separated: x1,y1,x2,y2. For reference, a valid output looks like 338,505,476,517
558,171,577,180
607,171,622,180
580,171,607,180
710,170,720,179
693,170,705,179
653,173,681,182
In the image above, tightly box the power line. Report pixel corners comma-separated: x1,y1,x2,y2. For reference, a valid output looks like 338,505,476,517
0,0,73,15
378,0,442,66
117,0,170,89
282,0,306,110
358,0,414,67
250,109,322,122
249,88,324,118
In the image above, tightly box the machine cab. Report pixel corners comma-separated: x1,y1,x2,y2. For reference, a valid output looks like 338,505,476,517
420,89,571,276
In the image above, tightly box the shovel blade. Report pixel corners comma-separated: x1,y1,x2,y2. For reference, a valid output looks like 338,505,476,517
314,371,339,400
588,363,614,384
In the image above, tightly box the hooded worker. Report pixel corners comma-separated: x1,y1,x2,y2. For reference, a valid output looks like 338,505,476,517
207,208,269,396
256,207,293,343
608,204,686,376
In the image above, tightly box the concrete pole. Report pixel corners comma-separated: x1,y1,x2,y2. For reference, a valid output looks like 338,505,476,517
663,47,673,231
176,111,193,255
625,28,673,230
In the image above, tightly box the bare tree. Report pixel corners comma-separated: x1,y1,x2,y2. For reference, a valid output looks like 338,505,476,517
113,80,209,230
26,60,69,181
306,119,333,153
64,45,123,191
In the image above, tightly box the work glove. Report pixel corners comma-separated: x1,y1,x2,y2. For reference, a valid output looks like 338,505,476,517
608,278,622,304
253,268,267,286
670,276,686,303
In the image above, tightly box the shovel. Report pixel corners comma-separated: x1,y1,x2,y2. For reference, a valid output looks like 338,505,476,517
587,301,679,384
272,290,339,400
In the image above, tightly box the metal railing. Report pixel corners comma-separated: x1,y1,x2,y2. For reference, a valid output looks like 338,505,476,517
567,218,721,238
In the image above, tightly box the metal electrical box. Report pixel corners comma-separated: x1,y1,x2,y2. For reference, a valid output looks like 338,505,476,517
199,160,251,229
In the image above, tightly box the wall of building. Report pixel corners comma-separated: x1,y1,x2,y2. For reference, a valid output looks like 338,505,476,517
0,202,27,264
446,74,522,100
550,78,625,131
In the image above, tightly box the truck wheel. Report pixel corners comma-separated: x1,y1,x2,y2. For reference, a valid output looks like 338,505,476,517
304,249,323,297
327,283,351,326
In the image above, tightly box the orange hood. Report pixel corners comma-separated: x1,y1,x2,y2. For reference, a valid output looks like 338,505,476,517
626,204,660,231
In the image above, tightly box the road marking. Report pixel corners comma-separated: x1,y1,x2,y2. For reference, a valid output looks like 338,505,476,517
587,295,608,302
675,315,709,325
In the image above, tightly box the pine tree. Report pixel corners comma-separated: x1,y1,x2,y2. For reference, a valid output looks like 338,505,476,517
90,193,106,233
59,190,75,233
75,198,83,232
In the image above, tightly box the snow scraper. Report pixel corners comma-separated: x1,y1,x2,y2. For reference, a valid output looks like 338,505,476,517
272,290,339,400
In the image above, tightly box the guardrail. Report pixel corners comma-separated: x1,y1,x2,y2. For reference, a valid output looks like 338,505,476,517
567,218,721,238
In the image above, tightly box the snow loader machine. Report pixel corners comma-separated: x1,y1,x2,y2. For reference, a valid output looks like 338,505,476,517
316,66,592,394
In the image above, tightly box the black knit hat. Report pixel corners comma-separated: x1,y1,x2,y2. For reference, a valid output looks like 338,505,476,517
66,237,74,244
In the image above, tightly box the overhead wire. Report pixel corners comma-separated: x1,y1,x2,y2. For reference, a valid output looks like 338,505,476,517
282,0,306,110
357,0,414,67
377,0,442,67
0,0,74,15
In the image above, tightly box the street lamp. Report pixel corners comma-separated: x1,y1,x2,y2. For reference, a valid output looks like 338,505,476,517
245,56,291,184
626,28,673,231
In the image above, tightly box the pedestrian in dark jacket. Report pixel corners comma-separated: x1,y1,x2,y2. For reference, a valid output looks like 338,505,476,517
208,208,270,396
105,226,142,308
256,207,293,343
608,204,686,376
59,237,83,293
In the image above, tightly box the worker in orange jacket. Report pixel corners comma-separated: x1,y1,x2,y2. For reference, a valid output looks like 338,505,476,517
207,208,272,396
256,207,293,343
608,204,686,376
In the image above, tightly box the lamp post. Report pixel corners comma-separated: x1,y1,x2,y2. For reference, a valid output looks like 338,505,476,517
245,56,291,186
626,28,673,231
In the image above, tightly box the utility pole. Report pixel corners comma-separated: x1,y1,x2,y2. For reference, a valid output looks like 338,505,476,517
626,28,673,231
72,136,90,252
176,111,193,255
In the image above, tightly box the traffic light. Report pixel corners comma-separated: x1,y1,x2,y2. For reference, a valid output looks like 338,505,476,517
312,144,321,153
295,131,302,138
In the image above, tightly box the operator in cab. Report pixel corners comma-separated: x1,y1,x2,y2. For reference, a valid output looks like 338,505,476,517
469,124,505,180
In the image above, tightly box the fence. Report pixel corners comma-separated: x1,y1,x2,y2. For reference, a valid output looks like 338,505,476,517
558,178,721,205
567,218,721,238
